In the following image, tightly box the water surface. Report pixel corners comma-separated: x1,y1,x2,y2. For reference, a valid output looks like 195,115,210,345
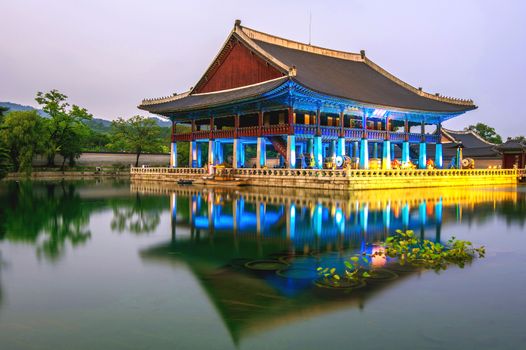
0,180,525,350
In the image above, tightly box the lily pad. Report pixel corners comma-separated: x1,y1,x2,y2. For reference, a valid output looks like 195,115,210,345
245,259,289,271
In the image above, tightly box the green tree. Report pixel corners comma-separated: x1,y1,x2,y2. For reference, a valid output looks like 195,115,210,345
0,110,46,174
0,106,11,178
510,136,526,143
0,106,8,123
83,129,111,152
0,145,10,179
35,90,93,167
465,123,503,144
109,115,163,167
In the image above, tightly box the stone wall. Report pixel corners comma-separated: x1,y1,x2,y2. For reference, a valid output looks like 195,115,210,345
33,152,170,167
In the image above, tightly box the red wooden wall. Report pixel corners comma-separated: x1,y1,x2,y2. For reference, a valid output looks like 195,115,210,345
502,153,525,169
194,40,283,94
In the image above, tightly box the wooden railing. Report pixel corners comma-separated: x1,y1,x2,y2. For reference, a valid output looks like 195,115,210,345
214,129,235,139
238,126,259,137
261,124,290,135
172,126,463,144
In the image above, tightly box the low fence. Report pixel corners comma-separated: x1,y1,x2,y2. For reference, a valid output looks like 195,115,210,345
33,152,170,167
130,167,524,190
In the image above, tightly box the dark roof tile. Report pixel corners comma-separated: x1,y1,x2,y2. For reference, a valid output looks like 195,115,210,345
254,40,474,113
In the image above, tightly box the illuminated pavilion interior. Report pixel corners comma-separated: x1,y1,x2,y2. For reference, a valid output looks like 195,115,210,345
139,20,477,170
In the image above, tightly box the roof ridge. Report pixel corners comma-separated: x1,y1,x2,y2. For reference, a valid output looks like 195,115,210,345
240,25,363,62
141,90,191,106
240,23,475,108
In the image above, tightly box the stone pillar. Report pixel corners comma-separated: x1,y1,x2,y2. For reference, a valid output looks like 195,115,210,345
314,136,323,169
359,138,369,169
189,141,197,168
329,140,336,159
419,120,426,169
208,140,215,166
232,139,239,169
353,141,359,158
373,142,379,159
337,137,345,157
215,141,224,164
197,143,202,167
435,143,443,169
240,143,246,168
419,142,427,169
307,139,314,168
436,122,443,169
170,142,177,168
287,135,296,168
402,141,410,166
256,137,266,168
382,140,391,169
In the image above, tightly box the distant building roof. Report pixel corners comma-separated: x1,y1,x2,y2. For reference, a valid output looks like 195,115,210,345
498,139,526,151
439,128,500,158
441,128,496,148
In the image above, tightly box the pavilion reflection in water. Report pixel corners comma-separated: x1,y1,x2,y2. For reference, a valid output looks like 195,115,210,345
138,185,520,344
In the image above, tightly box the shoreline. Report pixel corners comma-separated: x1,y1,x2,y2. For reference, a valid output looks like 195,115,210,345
4,170,130,180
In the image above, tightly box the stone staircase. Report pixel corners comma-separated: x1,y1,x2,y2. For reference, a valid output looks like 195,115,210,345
268,136,287,158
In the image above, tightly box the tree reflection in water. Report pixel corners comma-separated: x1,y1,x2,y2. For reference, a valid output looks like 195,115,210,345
111,193,161,234
0,180,166,262
0,181,91,261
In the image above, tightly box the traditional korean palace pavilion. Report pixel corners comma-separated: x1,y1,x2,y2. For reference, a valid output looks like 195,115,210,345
135,20,523,189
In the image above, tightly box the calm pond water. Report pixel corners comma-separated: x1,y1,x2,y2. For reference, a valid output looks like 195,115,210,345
0,179,525,350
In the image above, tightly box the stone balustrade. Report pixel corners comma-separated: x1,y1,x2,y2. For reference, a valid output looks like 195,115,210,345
130,166,523,190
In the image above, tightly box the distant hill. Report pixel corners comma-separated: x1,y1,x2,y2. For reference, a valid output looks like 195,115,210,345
0,101,49,118
0,102,172,132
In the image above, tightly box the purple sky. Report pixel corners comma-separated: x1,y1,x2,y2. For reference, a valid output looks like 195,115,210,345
1,0,525,137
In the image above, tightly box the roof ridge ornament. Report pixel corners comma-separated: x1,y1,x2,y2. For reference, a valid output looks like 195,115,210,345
140,90,191,106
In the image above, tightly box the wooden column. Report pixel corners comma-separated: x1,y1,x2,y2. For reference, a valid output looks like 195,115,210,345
421,120,426,142
288,107,294,135
385,116,390,140
209,116,215,140
258,110,263,137
234,114,239,138
316,108,321,136
171,120,177,140
339,110,345,138
404,117,409,142
362,113,367,138
191,120,196,140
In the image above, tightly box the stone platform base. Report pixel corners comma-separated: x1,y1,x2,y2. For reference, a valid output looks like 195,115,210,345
130,167,523,191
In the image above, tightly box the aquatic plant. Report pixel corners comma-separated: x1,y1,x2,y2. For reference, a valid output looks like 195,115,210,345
379,230,485,269
316,230,485,288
